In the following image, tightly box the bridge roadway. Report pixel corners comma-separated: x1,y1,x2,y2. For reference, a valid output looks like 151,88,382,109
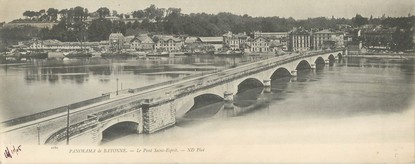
0,49,343,145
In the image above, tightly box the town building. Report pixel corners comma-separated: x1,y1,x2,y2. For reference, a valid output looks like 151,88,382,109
360,27,394,50
198,37,223,50
253,31,288,40
222,32,249,51
253,31,289,51
130,34,154,51
108,33,125,52
313,29,345,50
3,22,58,29
27,39,100,51
153,35,183,52
289,27,312,52
249,36,269,52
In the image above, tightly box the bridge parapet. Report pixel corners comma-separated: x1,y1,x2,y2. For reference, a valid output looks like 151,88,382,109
45,116,98,144
44,99,143,144
12,49,343,145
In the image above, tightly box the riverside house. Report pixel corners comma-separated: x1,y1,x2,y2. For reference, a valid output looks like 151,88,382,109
153,35,183,52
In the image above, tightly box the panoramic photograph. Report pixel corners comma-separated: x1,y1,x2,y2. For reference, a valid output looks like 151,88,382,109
0,0,414,163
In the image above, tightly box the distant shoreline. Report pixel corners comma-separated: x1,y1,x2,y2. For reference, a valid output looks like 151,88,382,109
347,52,415,59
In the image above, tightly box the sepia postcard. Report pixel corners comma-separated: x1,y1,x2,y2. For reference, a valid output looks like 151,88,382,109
0,0,414,163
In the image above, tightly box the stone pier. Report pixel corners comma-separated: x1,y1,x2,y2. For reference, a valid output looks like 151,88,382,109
224,91,234,109
142,99,176,134
263,79,271,93
291,70,297,77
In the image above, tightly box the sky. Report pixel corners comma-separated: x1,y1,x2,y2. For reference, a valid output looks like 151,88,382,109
0,0,413,22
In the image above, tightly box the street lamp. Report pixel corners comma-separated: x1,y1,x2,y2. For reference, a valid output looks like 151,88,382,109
66,105,70,145
37,124,40,145
116,78,119,95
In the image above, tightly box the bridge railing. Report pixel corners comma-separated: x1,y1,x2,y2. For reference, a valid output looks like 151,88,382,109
96,104,141,122
172,49,342,98
42,49,342,144
44,116,98,144
1,94,110,127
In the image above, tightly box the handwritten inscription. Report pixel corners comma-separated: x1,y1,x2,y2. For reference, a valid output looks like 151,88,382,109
4,145,22,158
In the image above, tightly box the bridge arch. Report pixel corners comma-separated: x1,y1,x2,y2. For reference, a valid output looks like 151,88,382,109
99,117,140,135
175,92,224,118
101,121,139,142
295,60,312,70
184,93,224,118
270,67,291,80
337,53,343,62
237,78,264,94
328,54,335,61
328,54,336,66
315,56,325,65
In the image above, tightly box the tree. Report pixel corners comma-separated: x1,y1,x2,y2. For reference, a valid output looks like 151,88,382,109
112,10,118,17
23,10,32,19
47,8,59,21
59,9,68,20
132,10,145,19
352,14,368,27
83,8,89,21
144,4,158,20
97,7,110,18
73,6,85,22
391,28,413,52
87,18,112,41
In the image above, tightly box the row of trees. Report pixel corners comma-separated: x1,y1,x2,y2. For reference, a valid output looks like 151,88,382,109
21,8,59,22
1,5,413,51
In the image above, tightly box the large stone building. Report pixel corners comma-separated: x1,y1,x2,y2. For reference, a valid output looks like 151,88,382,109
313,29,345,50
289,27,312,52
253,31,288,40
252,31,288,51
130,34,155,51
153,35,183,52
222,32,249,51
249,36,269,52
199,37,223,50
360,27,394,50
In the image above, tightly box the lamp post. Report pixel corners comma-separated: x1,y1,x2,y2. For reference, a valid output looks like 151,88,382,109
66,105,69,145
37,124,40,145
116,78,119,95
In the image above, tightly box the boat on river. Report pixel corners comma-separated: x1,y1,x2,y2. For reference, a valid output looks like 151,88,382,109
214,50,243,56
101,52,137,58
146,52,170,57
63,51,92,58
22,51,48,59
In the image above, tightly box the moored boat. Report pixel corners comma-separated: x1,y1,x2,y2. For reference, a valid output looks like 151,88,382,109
22,51,48,59
63,51,92,58
101,52,136,58
214,50,243,56
146,52,170,57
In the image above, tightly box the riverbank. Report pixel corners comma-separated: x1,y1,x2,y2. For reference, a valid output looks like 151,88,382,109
347,52,415,59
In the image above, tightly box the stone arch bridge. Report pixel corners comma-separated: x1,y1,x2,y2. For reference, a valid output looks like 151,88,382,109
1,50,343,145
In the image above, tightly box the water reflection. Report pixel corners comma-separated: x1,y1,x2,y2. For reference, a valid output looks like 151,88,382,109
177,57,414,125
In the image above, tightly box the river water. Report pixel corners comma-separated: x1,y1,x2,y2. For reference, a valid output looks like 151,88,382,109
99,56,414,162
0,56,249,121
1,55,414,162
